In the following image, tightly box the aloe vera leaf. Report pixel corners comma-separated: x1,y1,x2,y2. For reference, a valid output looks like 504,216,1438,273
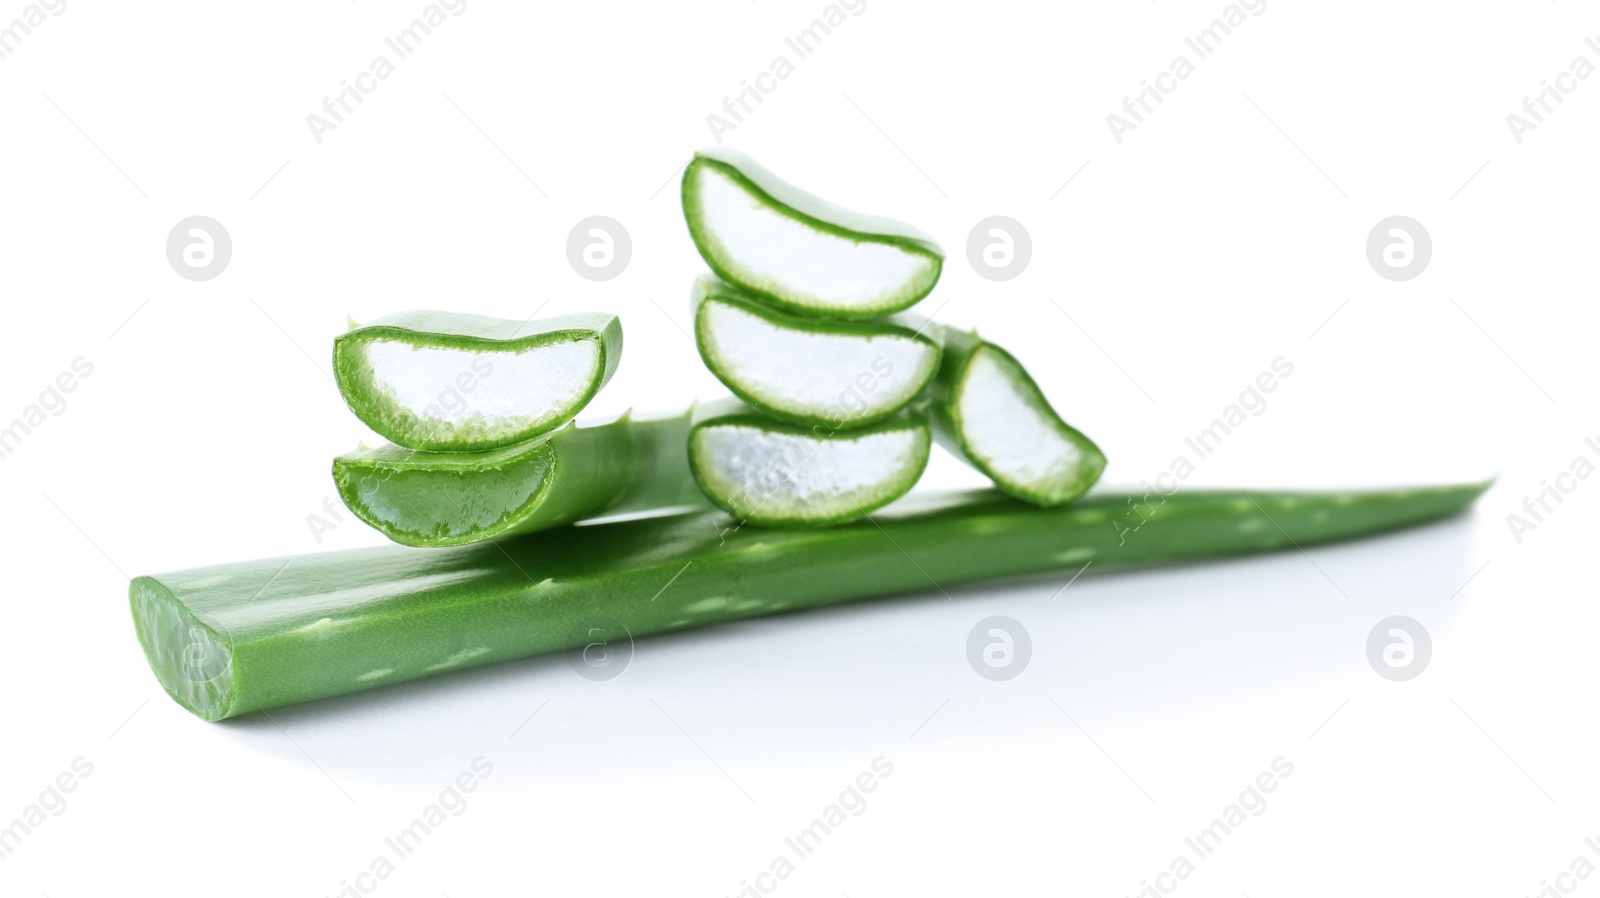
924,326,1106,506
331,409,701,548
690,275,941,431
130,483,1488,721
332,310,623,452
681,148,943,319
686,398,932,527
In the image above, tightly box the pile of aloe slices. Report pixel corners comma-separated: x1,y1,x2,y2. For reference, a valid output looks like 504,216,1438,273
127,149,1488,722
682,149,1106,525
329,150,1108,545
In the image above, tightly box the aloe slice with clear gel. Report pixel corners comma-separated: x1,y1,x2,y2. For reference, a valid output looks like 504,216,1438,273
927,327,1106,506
691,275,941,431
332,409,701,548
333,310,622,452
687,398,931,527
681,148,943,319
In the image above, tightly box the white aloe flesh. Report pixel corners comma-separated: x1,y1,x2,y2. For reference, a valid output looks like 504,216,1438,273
682,148,943,318
333,311,621,452
937,334,1106,506
693,278,941,429
689,404,931,526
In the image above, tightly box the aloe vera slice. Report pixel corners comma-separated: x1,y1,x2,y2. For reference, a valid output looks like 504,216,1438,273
687,399,931,527
332,310,622,452
928,328,1106,506
131,483,1489,720
332,409,700,548
691,276,941,430
681,148,943,319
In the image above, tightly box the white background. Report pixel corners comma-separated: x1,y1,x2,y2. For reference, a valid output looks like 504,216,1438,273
2,1,1596,895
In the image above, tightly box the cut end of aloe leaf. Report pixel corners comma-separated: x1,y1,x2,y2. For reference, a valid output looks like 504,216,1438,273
682,149,943,319
332,409,702,548
130,578,234,722
333,442,558,547
693,277,941,429
689,407,931,527
333,310,620,452
951,345,1106,506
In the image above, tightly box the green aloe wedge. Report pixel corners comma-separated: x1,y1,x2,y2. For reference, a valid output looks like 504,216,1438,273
687,399,931,527
131,483,1489,720
926,327,1106,506
333,310,622,452
692,275,941,430
681,148,943,319
332,409,701,548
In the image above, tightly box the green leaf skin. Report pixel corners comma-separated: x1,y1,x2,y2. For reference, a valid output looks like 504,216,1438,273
331,409,702,548
332,310,623,452
130,483,1489,721
681,149,943,319
688,399,932,527
926,326,1107,506
691,275,942,431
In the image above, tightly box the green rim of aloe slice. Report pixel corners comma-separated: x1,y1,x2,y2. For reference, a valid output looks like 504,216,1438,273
332,409,701,548
929,328,1106,506
333,310,622,452
681,148,943,319
688,399,931,527
692,275,941,431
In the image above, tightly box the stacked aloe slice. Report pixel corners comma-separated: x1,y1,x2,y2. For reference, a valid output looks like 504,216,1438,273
324,151,1113,544
680,148,1106,525
328,311,701,546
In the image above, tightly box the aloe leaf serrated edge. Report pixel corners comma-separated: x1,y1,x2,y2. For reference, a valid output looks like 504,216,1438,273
131,483,1488,720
